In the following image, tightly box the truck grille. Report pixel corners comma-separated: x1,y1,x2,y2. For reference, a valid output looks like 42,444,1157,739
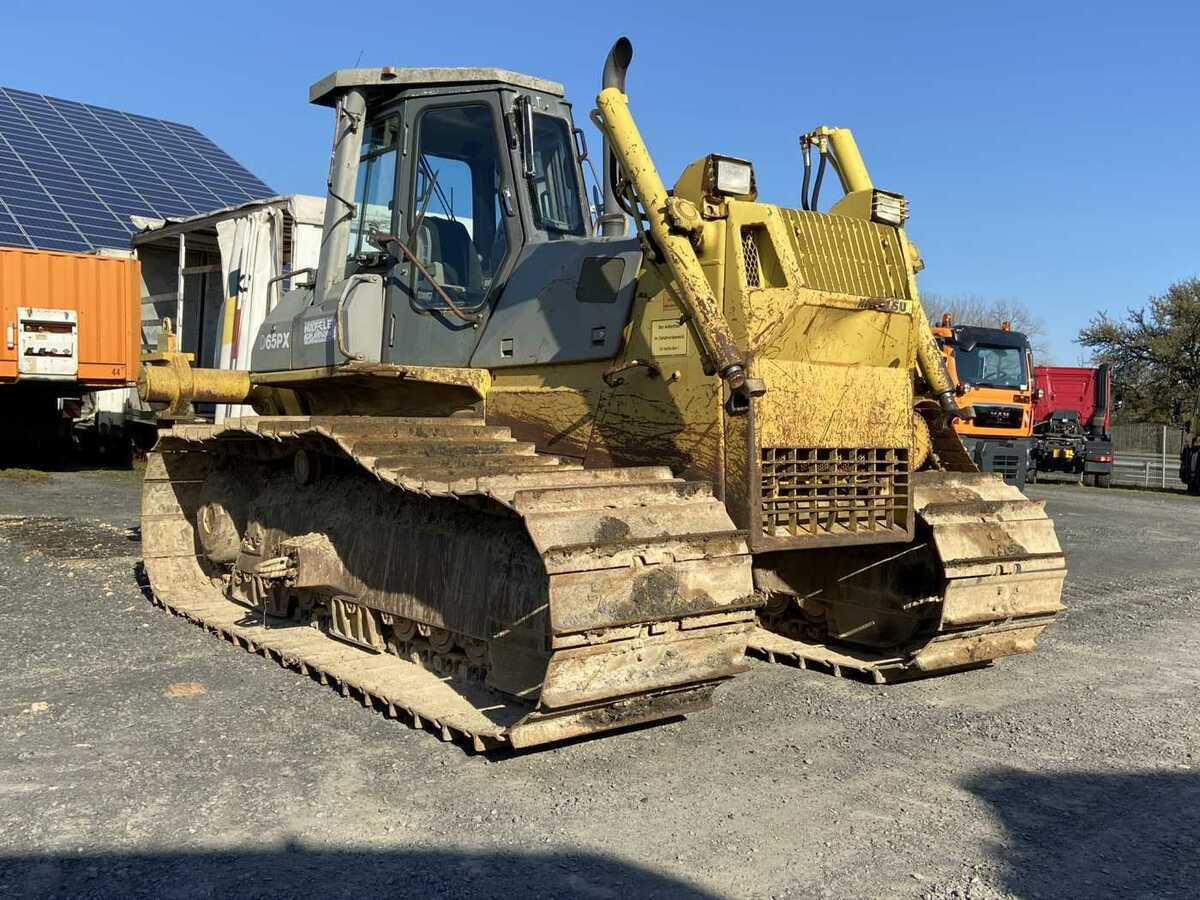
972,404,1024,429
760,447,911,538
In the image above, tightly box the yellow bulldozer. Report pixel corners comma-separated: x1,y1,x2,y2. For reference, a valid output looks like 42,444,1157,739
139,38,1065,750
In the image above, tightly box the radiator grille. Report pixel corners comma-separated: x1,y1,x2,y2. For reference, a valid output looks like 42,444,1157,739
760,447,911,538
780,209,911,299
741,229,761,288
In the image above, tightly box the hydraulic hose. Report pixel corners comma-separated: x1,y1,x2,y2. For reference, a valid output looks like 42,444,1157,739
800,139,811,211
811,150,828,211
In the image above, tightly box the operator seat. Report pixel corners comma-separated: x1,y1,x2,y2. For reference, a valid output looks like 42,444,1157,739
428,217,482,295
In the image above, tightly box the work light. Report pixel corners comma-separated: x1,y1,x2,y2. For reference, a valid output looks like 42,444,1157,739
870,190,908,226
712,156,755,198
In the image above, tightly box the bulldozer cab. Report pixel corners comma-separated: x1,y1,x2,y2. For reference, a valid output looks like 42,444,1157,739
294,68,640,371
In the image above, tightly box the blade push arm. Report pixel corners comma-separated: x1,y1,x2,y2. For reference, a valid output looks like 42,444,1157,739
594,86,760,407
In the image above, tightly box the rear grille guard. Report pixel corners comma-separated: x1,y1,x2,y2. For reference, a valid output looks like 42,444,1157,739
759,447,911,539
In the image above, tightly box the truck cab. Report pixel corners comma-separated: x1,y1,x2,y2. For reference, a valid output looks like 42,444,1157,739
932,316,1034,488
1031,364,1114,487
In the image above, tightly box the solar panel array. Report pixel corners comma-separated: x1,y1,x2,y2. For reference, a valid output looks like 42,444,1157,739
0,86,274,253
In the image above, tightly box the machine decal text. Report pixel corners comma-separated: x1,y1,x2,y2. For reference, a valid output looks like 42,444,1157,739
303,317,335,346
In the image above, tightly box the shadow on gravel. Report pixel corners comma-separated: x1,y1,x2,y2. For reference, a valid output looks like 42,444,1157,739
0,845,718,899
0,516,139,558
967,768,1200,898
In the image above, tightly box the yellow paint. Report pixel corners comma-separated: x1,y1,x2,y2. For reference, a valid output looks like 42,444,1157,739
595,87,742,377
754,360,912,449
220,296,237,350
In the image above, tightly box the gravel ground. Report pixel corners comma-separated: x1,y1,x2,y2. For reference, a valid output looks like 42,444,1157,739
0,470,1197,899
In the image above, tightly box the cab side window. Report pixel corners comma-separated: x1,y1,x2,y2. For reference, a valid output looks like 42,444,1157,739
528,114,585,236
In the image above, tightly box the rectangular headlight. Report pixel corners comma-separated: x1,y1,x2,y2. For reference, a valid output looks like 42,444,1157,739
713,157,754,197
870,189,908,226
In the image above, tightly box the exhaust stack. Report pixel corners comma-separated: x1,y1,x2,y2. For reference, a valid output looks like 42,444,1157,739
599,38,633,237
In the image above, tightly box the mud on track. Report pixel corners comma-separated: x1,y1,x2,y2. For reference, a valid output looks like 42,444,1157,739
1,470,1198,899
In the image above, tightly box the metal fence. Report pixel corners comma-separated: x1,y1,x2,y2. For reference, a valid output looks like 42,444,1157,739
1110,423,1186,455
1112,452,1185,489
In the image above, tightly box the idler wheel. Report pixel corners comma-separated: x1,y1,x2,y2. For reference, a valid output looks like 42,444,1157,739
197,501,241,564
463,638,489,667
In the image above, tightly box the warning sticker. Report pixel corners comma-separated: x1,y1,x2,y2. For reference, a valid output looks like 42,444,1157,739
651,319,689,357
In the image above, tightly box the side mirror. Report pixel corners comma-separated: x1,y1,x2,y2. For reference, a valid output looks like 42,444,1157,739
1035,387,1045,401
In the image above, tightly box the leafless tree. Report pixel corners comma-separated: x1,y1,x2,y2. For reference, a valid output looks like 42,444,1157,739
924,292,1049,359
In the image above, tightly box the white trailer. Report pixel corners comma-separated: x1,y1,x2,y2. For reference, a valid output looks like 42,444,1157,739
79,194,326,456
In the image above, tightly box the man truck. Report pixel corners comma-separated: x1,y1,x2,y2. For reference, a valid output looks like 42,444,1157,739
932,315,1035,489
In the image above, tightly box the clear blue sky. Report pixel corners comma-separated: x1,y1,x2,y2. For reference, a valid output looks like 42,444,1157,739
5,1,1198,364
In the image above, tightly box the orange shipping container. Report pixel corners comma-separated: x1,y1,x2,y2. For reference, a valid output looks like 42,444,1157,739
0,246,140,389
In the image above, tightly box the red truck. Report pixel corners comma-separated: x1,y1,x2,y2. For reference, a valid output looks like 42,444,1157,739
1029,364,1115,487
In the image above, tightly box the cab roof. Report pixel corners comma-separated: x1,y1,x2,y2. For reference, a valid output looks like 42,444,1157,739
951,324,1031,351
309,67,565,107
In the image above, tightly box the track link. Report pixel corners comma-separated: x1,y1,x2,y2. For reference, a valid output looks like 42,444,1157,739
142,415,756,750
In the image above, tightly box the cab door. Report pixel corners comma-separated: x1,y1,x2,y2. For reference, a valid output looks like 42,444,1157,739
377,93,523,366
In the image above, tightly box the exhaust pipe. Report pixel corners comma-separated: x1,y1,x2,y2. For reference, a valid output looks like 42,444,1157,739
599,37,633,238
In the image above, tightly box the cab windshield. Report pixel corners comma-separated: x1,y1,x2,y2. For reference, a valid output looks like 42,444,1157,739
954,344,1028,389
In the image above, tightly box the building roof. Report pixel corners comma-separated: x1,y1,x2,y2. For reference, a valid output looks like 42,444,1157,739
0,86,274,253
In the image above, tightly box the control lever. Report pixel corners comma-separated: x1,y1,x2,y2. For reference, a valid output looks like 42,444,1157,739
366,225,482,326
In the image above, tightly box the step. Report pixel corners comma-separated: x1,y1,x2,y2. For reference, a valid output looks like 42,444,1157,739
350,438,528,457
378,453,563,475
324,422,510,442
362,441,537,464
522,500,737,550
511,479,711,514
478,466,677,500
